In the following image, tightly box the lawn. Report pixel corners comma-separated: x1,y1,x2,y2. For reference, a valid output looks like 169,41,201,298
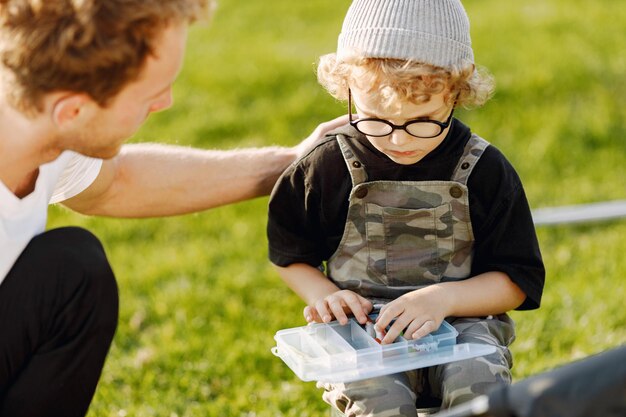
47,0,625,415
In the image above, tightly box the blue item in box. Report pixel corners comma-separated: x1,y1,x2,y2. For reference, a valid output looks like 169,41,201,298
272,319,496,383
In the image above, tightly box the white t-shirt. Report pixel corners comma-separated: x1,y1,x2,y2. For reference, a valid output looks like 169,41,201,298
0,151,102,284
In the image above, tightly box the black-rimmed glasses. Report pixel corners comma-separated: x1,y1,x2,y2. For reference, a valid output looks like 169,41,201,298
348,89,455,139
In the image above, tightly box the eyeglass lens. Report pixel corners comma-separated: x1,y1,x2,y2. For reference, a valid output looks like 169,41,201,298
354,120,442,138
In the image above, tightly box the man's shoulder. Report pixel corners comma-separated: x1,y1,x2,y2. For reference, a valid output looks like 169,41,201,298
49,151,103,204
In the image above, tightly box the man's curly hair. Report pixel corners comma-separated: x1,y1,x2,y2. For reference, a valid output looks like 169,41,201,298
0,0,213,115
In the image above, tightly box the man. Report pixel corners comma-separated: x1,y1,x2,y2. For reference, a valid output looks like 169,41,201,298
0,1,345,415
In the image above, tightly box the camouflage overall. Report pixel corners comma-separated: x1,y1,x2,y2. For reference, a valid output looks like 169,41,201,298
318,133,516,416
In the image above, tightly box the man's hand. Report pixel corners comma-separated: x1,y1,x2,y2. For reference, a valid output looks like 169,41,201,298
293,114,349,159
304,289,373,326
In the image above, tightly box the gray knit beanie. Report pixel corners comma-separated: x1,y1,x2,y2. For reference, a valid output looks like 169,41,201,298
337,0,474,68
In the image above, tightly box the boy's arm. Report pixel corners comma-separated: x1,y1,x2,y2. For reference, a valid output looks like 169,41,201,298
469,147,545,310
376,271,525,344
274,263,372,325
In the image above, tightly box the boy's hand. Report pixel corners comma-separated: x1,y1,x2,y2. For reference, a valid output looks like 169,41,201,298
375,285,449,344
303,290,373,325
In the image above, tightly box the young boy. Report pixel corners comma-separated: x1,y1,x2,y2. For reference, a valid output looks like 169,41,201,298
268,0,545,415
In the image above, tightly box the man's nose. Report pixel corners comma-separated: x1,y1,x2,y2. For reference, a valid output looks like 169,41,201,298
149,89,174,113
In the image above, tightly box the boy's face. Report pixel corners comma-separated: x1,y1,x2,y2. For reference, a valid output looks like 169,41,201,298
350,86,453,165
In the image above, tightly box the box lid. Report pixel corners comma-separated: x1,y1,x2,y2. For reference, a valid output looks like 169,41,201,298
272,318,496,383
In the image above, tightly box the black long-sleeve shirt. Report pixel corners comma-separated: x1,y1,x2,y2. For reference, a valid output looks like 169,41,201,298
268,120,545,310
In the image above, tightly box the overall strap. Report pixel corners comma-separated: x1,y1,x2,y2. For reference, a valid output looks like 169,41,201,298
336,134,368,186
451,133,490,185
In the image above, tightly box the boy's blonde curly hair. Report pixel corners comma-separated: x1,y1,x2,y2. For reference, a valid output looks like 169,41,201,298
317,53,495,111
0,0,214,115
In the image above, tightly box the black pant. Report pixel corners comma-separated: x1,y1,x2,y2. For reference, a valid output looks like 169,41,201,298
0,227,119,417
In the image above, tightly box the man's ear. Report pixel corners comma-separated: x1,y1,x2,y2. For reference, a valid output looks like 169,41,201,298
51,94,92,127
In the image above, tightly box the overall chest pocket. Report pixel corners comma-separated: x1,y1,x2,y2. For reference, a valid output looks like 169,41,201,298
365,202,455,285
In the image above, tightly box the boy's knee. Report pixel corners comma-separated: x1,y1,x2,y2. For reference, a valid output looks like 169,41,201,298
321,374,418,417
437,349,512,408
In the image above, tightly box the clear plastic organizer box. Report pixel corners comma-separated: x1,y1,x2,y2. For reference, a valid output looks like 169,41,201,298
272,319,496,383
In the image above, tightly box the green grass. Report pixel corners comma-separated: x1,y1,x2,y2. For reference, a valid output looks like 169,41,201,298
46,0,625,415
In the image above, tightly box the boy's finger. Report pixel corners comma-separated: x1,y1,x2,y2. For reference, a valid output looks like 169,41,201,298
380,316,409,345
303,306,312,322
315,300,333,323
361,298,374,315
404,317,430,340
374,304,398,332
342,296,368,324
410,320,437,340
328,300,349,325
304,306,321,323
311,310,324,323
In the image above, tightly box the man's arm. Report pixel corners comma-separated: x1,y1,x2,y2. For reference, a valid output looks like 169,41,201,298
62,144,293,217
63,116,348,217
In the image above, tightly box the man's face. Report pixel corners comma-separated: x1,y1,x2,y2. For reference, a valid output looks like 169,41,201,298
59,23,188,159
